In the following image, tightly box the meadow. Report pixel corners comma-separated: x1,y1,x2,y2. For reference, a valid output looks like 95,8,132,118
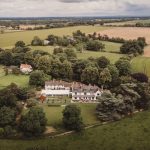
0,26,109,48
0,66,29,89
1,110,150,150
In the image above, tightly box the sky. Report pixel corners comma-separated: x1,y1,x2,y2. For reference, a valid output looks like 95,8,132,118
0,0,150,17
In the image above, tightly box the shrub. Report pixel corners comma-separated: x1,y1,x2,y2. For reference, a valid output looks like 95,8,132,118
131,73,149,83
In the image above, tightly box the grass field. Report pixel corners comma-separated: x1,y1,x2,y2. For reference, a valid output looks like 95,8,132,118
77,51,124,63
1,110,150,150
131,56,150,76
0,26,109,48
0,74,29,89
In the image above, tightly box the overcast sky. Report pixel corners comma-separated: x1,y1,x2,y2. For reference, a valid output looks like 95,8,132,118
0,0,150,17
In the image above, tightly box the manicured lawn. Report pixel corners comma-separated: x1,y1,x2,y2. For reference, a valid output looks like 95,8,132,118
41,103,98,127
131,56,150,77
77,51,124,63
0,74,29,89
1,110,150,150
0,26,109,48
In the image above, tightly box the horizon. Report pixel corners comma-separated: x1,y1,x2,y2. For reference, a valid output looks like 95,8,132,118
0,0,150,17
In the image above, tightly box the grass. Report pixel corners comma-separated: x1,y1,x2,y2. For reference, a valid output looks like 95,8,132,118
39,103,98,127
0,26,109,48
1,110,150,150
77,51,124,63
131,56,150,77
0,74,29,89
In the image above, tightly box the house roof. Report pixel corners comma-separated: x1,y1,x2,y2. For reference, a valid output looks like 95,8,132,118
20,64,32,69
45,80,100,92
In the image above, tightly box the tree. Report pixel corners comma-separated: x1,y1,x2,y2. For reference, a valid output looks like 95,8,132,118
31,36,43,46
96,92,125,121
81,66,99,85
131,73,149,83
73,59,89,81
97,56,110,68
60,60,73,81
62,104,84,131
0,107,16,127
37,55,52,74
108,65,120,87
19,107,47,137
99,68,112,88
29,70,50,87
53,47,64,55
120,40,143,55
64,48,77,61
15,41,25,47
115,58,131,76
86,40,105,51
0,50,13,66
0,88,17,108
47,34,58,45
137,37,147,49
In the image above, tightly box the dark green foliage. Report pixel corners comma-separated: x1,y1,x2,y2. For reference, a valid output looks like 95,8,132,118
15,41,25,47
0,50,13,66
81,66,99,85
31,36,43,46
0,107,16,127
53,47,64,55
115,58,131,76
29,70,50,87
64,48,77,61
131,73,148,83
120,40,143,55
63,104,84,131
86,40,105,51
96,92,125,121
97,56,110,68
19,107,47,137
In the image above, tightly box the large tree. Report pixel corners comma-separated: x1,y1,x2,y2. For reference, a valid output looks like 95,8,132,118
62,104,84,131
97,56,110,69
115,58,131,76
19,107,47,137
29,70,50,87
81,66,99,85
96,92,125,121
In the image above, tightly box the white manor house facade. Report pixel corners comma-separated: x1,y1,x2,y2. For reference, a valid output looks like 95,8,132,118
41,80,103,102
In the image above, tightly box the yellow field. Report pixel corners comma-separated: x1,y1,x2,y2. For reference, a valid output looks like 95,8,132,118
0,26,109,48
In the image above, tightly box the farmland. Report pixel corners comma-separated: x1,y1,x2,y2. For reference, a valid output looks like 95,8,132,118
1,110,150,150
0,26,109,48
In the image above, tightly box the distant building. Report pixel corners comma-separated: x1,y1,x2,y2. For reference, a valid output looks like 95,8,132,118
20,64,33,74
43,40,50,46
41,80,102,102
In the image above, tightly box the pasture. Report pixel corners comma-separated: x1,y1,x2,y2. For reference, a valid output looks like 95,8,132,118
1,109,150,150
0,26,109,48
0,66,29,89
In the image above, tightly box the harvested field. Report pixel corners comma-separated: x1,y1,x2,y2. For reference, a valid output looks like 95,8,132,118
98,27,150,43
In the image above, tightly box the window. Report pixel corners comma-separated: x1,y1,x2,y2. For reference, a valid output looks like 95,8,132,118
75,92,77,95
84,92,86,95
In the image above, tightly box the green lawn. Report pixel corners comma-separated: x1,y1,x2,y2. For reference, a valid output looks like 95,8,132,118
0,74,29,89
0,26,109,48
41,103,98,127
1,110,150,150
131,56,150,77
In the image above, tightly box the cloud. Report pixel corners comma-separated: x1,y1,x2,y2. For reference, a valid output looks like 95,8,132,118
0,0,150,17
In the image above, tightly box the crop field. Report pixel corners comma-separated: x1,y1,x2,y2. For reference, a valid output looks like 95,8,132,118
0,26,110,48
1,110,150,150
105,19,150,26
98,27,150,44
